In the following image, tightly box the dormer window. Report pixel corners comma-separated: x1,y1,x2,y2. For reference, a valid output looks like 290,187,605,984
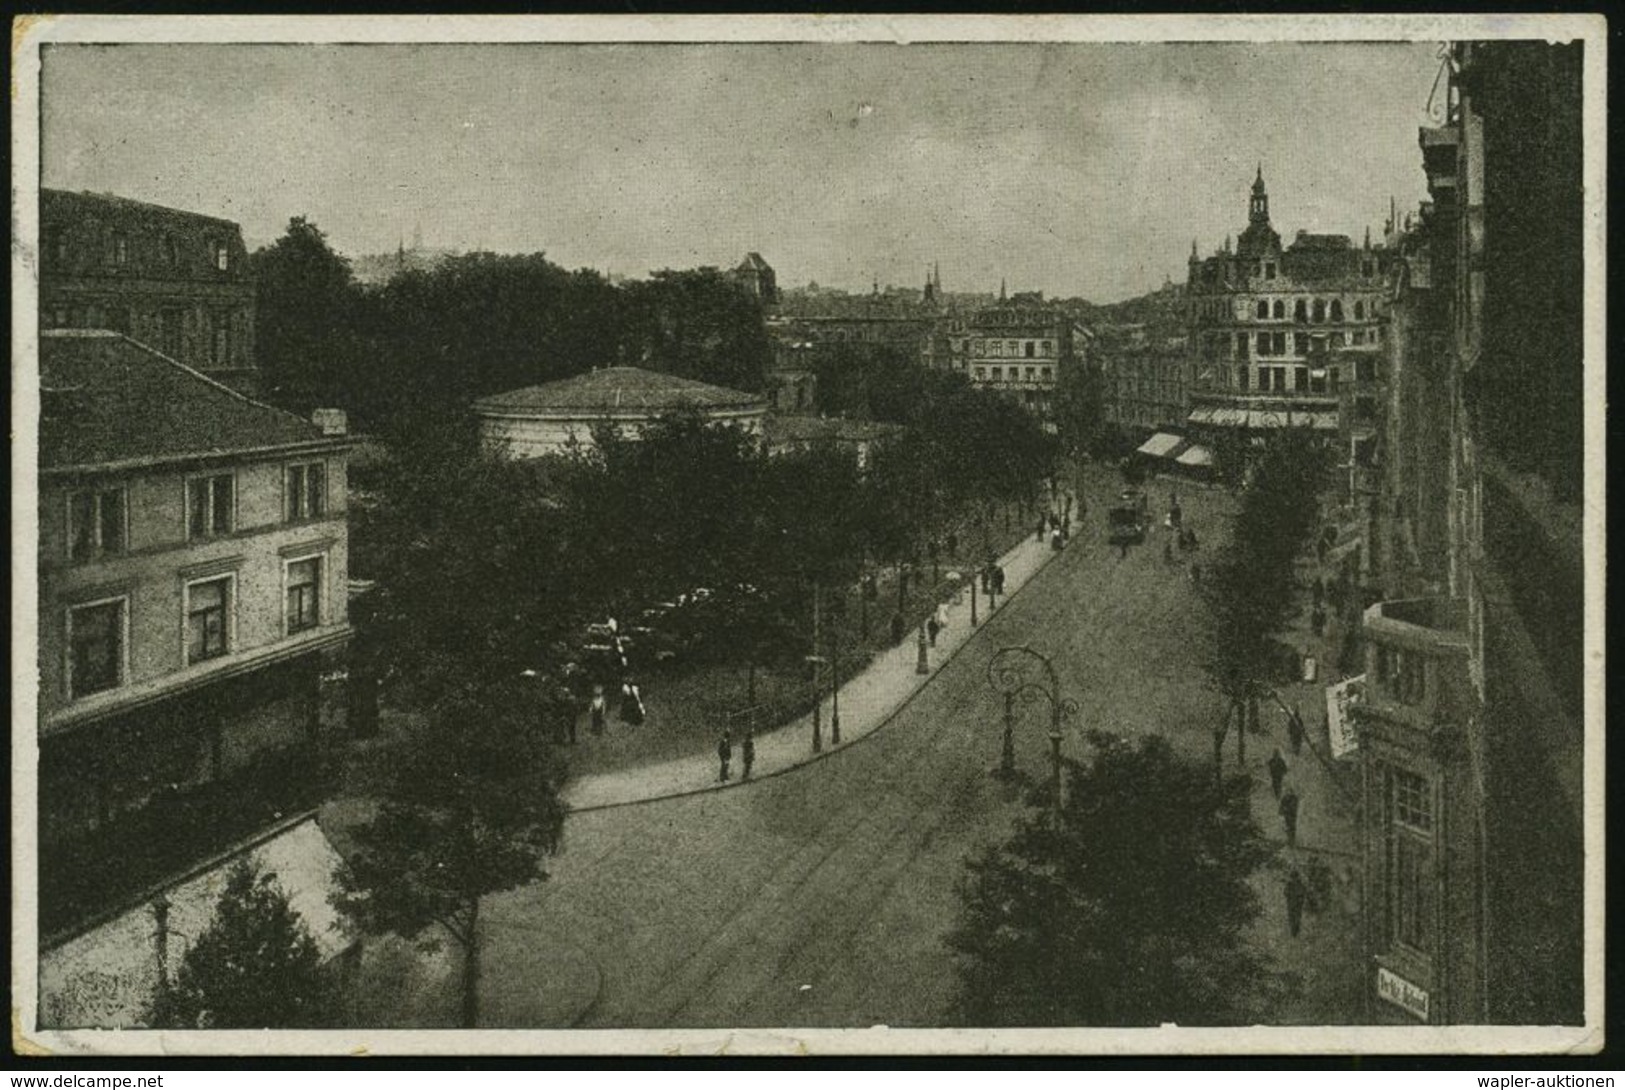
110,233,129,266
214,241,230,272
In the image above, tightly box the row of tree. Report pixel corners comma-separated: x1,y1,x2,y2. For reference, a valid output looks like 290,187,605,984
251,218,771,430
1198,429,1334,775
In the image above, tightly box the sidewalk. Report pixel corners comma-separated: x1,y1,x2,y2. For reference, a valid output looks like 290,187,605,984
561,498,1077,812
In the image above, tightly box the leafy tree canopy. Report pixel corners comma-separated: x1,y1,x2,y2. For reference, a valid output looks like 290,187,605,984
947,731,1284,1027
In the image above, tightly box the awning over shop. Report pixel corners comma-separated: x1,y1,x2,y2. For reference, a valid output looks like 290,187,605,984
1189,405,1250,428
1135,431,1185,458
1175,443,1213,467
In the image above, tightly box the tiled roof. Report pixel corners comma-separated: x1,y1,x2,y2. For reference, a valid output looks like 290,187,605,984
39,331,334,472
40,188,252,285
474,366,765,415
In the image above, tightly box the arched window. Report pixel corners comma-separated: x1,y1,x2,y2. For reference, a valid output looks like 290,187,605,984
1354,300,1365,320
1256,300,1268,319
1330,299,1345,322
1312,299,1327,323
1295,298,1308,323
1272,300,1285,320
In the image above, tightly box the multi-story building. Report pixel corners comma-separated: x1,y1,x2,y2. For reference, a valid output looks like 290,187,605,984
1095,322,1194,433
39,189,258,392
1354,40,1584,1025
942,301,1082,426
1184,170,1392,486
37,330,352,935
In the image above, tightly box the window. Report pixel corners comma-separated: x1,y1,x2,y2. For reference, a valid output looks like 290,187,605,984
1330,300,1345,322
1025,342,1035,358
68,599,125,698
1041,341,1053,354
214,241,230,272
110,233,129,266
1235,332,1249,360
286,557,322,633
1331,331,1345,348
1295,366,1309,392
1354,300,1366,320
1256,300,1269,320
186,473,235,540
974,367,986,379
1041,366,1052,379
1237,365,1250,391
1353,330,1367,345
209,312,232,367
1356,396,1378,425
1272,332,1287,356
186,577,231,664
1312,299,1327,323
1294,298,1308,323
67,486,126,560
1356,358,1377,383
1025,366,1036,379
1309,368,1328,394
160,308,184,359
1294,332,1309,357
1265,262,1277,280
1272,300,1285,320
1384,767,1433,954
286,462,327,521
1328,367,1341,392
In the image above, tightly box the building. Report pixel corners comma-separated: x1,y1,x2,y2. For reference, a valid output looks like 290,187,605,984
37,330,352,936
474,366,768,459
761,414,903,472
942,301,1083,425
1096,322,1194,433
731,252,779,304
39,189,258,391
1353,40,1584,1025
1184,169,1392,487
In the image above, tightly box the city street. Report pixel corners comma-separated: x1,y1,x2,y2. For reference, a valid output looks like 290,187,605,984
445,473,1362,1029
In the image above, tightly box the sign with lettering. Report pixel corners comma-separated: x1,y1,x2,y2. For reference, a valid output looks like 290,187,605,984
1377,965,1430,1021
1325,673,1366,760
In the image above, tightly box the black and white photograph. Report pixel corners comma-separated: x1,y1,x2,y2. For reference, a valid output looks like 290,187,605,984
10,14,1604,1058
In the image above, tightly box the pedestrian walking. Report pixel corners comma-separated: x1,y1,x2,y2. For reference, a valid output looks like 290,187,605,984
1052,528,1064,552
1285,867,1309,938
1267,747,1288,798
1287,706,1306,755
1279,784,1301,846
1036,515,1047,543
590,685,607,735
889,611,906,647
717,731,733,782
741,729,755,780
623,681,646,726
992,565,1006,596
927,614,941,646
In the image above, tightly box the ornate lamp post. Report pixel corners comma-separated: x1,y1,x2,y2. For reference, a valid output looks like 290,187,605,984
986,644,1080,818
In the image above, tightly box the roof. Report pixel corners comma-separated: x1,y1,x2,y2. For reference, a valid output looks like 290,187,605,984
736,252,774,273
763,415,905,445
40,189,252,285
39,331,335,472
473,366,765,416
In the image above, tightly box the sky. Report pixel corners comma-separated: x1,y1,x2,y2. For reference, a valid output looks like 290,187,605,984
41,41,1441,303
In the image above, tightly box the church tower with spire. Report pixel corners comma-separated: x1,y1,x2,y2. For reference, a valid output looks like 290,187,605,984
1237,165,1282,258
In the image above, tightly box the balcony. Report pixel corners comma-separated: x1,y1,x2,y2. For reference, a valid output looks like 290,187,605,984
1358,596,1473,746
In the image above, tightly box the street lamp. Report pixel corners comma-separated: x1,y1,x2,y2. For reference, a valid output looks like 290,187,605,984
986,644,1080,819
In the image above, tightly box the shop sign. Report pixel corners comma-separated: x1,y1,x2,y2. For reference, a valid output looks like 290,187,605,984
1377,966,1430,1021
1325,673,1366,759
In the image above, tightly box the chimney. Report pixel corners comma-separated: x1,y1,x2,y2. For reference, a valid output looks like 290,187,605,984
312,408,348,436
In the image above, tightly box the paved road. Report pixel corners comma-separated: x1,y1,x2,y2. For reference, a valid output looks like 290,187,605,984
475,478,1356,1028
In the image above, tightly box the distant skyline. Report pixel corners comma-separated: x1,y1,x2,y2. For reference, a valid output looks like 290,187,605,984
41,42,1439,303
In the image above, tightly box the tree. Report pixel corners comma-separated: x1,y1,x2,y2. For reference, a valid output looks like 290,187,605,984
621,268,772,392
251,217,360,412
149,860,336,1028
946,731,1284,1026
336,676,568,1028
1197,428,1332,773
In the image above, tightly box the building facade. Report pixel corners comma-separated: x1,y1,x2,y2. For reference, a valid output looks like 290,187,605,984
942,302,1082,425
1354,40,1584,1025
731,252,779,304
1096,323,1194,433
1185,170,1392,486
39,189,258,391
38,331,352,937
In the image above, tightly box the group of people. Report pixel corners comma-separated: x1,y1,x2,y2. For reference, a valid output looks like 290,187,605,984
717,727,755,782
1040,507,1072,552
1264,705,1315,937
